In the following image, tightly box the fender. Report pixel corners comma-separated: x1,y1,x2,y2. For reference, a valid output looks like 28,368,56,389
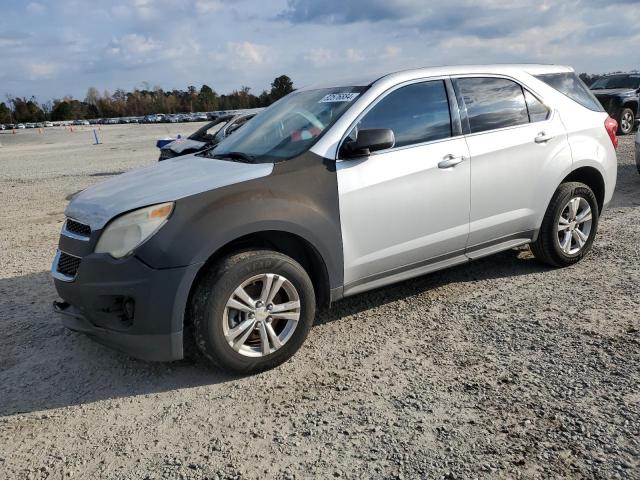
136,152,344,290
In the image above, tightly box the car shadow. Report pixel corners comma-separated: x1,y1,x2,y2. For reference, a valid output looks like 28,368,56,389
0,271,243,416
0,247,546,417
315,246,546,325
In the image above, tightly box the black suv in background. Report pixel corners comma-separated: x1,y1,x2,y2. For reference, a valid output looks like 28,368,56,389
590,73,640,135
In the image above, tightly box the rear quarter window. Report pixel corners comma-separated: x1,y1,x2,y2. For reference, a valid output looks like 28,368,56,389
535,72,604,112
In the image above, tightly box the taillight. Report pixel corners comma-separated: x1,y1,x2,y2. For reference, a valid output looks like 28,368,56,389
604,116,618,149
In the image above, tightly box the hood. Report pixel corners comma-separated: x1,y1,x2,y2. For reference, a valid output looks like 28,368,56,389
66,154,273,230
165,138,207,154
592,88,636,97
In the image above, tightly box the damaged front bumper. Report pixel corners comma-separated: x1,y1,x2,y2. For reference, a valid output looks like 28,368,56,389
52,250,202,362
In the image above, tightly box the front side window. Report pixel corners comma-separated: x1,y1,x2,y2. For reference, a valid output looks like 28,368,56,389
209,86,367,162
351,80,452,149
535,72,604,112
455,77,529,133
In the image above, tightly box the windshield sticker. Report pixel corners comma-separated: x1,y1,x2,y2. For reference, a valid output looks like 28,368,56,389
319,92,360,103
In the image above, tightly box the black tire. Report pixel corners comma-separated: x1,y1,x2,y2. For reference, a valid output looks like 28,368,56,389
530,182,599,267
617,107,635,135
190,250,316,374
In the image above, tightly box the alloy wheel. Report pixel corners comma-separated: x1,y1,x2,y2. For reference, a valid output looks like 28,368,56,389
222,273,301,357
557,197,593,255
621,111,633,134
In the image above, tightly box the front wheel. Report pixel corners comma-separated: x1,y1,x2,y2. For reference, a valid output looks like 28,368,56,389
530,182,599,267
190,250,316,374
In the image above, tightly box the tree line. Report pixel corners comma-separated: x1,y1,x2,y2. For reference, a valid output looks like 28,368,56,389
2,71,638,125
0,75,294,124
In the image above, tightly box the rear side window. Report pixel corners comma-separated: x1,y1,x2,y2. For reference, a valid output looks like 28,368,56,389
535,72,604,112
524,90,550,122
455,77,529,133
355,80,452,148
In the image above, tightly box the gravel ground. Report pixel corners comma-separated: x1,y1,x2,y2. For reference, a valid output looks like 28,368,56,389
0,125,638,480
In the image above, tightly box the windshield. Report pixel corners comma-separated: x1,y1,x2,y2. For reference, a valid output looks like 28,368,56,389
590,75,640,90
209,86,367,162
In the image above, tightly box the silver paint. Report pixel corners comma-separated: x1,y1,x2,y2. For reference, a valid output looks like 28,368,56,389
326,65,617,293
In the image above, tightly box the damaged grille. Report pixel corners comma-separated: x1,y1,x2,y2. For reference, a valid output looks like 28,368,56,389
56,251,81,279
65,218,91,237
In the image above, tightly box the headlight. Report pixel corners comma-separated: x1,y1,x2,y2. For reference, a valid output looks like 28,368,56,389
95,202,174,258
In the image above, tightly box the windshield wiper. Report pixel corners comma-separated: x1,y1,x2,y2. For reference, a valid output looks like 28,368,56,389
212,151,256,163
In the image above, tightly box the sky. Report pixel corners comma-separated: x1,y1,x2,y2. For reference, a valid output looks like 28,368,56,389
1,0,640,103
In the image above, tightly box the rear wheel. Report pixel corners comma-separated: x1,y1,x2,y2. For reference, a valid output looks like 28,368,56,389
530,182,599,267
190,250,316,373
618,107,635,135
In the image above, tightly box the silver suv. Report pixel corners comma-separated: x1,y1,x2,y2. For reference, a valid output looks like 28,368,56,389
52,65,618,373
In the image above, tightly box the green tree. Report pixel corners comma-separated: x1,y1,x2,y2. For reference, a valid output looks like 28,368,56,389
0,102,12,124
51,100,73,121
197,84,218,111
270,75,294,101
12,97,45,122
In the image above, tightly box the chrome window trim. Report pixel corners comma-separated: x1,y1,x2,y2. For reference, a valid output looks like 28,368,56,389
335,76,456,161
62,218,90,242
51,250,80,282
461,109,556,140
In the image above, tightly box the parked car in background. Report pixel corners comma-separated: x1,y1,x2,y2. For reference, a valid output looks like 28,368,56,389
52,64,617,373
0,124,5,130
157,112,259,160
590,73,640,135
17,124,25,129
44,122,54,127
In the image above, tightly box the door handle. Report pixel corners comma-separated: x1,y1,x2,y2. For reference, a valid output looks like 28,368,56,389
438,154,465,169
535,132,553,143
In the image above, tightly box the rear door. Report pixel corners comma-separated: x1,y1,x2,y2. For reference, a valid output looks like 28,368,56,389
336,79,471,293
452,76,572,255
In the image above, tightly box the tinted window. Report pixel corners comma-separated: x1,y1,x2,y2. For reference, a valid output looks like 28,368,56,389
355,80,451,148
535,72,604,112
456,77,529,133
590,74,640,90
524,90,550,122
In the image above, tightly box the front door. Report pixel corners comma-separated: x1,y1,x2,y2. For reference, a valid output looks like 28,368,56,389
336,79,471,294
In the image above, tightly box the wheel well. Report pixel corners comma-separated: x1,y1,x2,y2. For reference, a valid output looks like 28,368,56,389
561,167,605,212
622,101,638,115
185,231,331,326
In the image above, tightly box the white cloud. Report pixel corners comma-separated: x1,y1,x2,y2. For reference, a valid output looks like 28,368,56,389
26,2,46,15
104,34,161,67
228,41,270,66
25,62,58,80
304,48,333,67
195,0,222,14
383,46,401,58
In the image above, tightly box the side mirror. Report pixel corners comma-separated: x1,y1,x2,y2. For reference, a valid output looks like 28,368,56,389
341,128,395,158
